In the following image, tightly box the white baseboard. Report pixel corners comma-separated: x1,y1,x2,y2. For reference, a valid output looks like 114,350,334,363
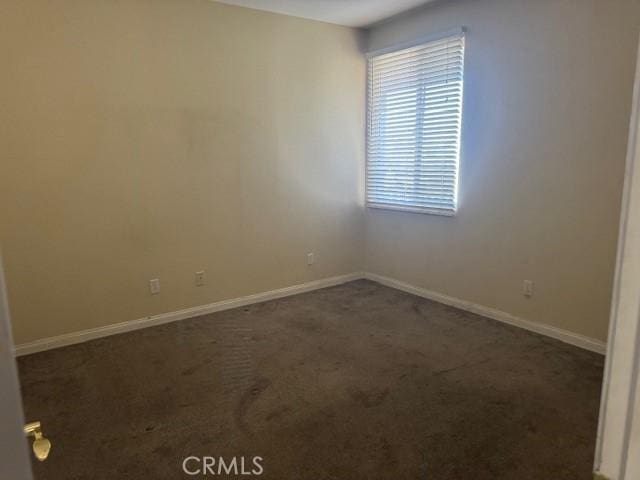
364,272,607,355
14,272,364,356
15,271,606,356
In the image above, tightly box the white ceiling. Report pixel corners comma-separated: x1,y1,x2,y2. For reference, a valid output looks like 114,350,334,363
211,0,435,28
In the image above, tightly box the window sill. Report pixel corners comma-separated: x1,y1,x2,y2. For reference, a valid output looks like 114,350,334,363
367,203,456,217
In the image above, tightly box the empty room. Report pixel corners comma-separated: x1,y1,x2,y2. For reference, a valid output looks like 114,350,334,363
2,0,640,479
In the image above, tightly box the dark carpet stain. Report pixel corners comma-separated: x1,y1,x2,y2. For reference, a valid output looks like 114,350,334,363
265,405,292,422
234,377,271,434
348,386,390,408
180,358,214,377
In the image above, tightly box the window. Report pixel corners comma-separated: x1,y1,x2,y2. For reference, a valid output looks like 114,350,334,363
366,30,465,215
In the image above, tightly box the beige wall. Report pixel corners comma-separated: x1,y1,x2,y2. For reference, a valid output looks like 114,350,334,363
0,0,365,345
365,0,640,342
2,0,637,347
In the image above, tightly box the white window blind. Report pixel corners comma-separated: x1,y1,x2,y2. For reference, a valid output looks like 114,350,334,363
367,31,465,215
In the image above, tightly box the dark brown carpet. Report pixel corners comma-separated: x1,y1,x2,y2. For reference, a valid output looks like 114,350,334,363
17,280,604,480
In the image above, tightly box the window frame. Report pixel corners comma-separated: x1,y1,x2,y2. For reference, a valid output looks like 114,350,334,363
365,27,466,217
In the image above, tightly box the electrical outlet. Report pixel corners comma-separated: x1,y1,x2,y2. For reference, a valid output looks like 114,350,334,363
307,253,315,265
195,271,206,287
149,278,160,295
523,280,534,298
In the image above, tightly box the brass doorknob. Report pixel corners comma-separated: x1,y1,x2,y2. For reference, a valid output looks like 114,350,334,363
24,421,51,461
